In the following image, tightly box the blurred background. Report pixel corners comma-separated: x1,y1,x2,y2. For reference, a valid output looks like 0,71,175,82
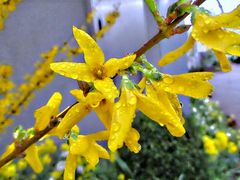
0,0,240,179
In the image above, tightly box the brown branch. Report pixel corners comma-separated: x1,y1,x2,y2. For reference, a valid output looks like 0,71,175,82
0,0,206,169
0,102,77,168
134,0,206,58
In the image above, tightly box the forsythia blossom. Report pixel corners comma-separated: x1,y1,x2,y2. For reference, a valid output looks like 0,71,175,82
159,6,240,72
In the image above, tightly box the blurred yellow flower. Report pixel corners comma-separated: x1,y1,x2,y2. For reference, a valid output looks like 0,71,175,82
24,144,43,173
203,135,219,156
215,131,229,151
228,141,238,154
17,159,27,170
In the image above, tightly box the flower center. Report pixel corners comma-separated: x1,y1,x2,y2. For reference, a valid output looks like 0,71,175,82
93,66,105,79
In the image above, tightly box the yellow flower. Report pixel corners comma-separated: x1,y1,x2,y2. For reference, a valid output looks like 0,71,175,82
0,164,16,178
49,102,91,138
0,64,13,78
159,6,240,72
227,141,238,154
203,135,219,156
34,92,62,131
64,152,78,180
214,131,229,151
70,89,113,130
108,85,137,151
42,154,52,164
1,143,15,160
134,85,185,137
24,144,43,173
124,128,141,153
17,159,27,170
51,170,62,179
70,135,110,167
155,72,214,98
61,143,69,151
118,173,125,180
50,26,136,101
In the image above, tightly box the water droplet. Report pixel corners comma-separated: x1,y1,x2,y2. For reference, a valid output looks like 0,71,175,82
124,63,129,67
204,19,210,24
163,75,173,84
71,74,78,79
112,122,120,132
164,86,171,92
128,97,136,105
203,29,208,33
191,32,196,38
110,134,117,140
115,103,121,108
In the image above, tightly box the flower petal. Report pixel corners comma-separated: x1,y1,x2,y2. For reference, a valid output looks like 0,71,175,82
50,62,95,82
34,92,62,131
24,144,43,173
134,90,185,137
93,143,110,159
124,128,141,153
104,54,136,77
108,87,137,151
94,99,113,129
84,146,99,167
158,36,195,67
70,89,104,108
94,78,119,101
158,73,214,98
208,6,240,30
193,29,240,56
73,26,105,67
64,153,78,180
213,50,232,72
166,93,185,124
51,103,91,138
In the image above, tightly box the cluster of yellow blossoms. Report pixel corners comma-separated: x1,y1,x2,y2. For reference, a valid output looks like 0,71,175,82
11,26,210,178
0,0,21,30
0,64,15,131
1,4,240,180
95,10,120,39
203,131,238,156
0,64,15,94
159,6,240,72
0,47,59,134
0,138,56,178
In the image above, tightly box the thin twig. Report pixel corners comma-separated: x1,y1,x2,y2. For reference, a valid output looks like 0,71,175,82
134,0,206,58
0,102,77,168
